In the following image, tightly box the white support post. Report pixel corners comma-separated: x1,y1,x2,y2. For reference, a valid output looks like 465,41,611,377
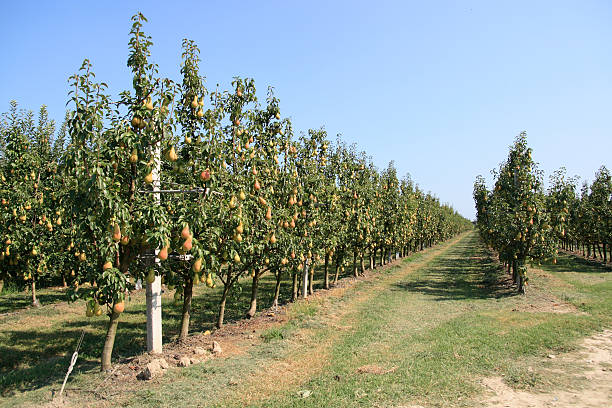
302,258,309,299
146,141,163,354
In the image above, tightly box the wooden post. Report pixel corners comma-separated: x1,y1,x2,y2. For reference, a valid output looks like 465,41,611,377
146,141,162,354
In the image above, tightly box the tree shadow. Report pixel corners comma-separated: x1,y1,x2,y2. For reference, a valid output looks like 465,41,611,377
0,289,68,314
539,253,612,274
0,249,404,397
392,240,516,301
0,263,347,396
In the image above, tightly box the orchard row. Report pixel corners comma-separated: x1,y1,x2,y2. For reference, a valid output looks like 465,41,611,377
473,133,611,293
0,14,471,370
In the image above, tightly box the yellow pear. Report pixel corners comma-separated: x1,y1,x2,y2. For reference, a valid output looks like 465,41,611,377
167,146,178,162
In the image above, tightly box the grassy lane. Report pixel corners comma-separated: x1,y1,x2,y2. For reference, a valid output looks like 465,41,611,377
118,231,611,408
2,231,611,407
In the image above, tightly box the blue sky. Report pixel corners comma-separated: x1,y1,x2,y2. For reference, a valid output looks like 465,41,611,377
1,0,610,219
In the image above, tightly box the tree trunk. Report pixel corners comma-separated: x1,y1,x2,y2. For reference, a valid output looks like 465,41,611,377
246,272,259,318
0,279,3,294
101,311,120,371
273,270,282,308
62,273,67,288
333,254,340,284
593,243,597,259
217,284,230,329
603,242,607,263
323,253,330,289
359,254,365,275
31,280,40,307
518,274,526,294
373,248,378,268
516,259,526,295
381,248,385,266
352,250,358,277
179,277,193,341
308,258,314,295
369,253,374,270
292,270,298,302
587,244,591,258
597,243,603,259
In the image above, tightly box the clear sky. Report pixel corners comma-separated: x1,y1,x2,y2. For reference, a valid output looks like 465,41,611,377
1,0,610,219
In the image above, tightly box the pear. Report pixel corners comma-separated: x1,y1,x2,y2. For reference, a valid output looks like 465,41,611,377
103,261,113,270
229,196,237,209
181,224,191,240
112,224,122,242
167,146,178,162
145,97,154,111
191,95,199,108
131,116,141,129
200,169,211,182
113,301,125,314
146,269,156,284
158,246,169,261
197,109,204,118
182,238,193,252
254,180,261,191
86,304,94,317
145,172,154,184
192,258,202,273
94,302,102,316
239,191,246,201
265,207,272,220
130,149,138,163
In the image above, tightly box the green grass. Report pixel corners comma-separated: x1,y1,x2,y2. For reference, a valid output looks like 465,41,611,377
0,286,68,314
0,252,370,400
2,231,611,407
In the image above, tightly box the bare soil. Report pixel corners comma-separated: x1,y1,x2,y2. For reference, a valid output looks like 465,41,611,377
481,329,612,408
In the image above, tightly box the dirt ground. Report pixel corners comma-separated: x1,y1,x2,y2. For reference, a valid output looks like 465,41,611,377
481,329,612,408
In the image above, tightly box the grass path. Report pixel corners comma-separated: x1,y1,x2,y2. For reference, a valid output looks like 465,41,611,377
2,231,611,407
110,231,610,408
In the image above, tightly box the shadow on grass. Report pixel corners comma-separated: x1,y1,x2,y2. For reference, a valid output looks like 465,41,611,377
392,235,516,301
0,289,68,314
0,264,359,397
539,252,612,274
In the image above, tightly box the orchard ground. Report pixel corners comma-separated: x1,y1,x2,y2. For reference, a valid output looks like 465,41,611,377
0,231,611,407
